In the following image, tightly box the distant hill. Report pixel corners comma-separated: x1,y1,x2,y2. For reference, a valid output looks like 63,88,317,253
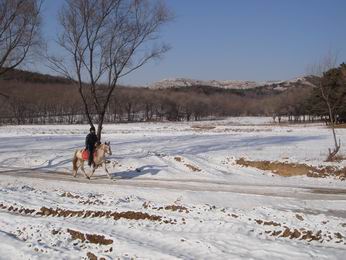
0,68,318,98
149,78,259,90
148,76,318,98
149,76,317,93
0,69,73,85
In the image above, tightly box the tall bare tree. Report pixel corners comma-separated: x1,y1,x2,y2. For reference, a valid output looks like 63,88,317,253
318,65,346,160
0,0,42,99
48,0,171,140
308,53,345,161
0,0,42,75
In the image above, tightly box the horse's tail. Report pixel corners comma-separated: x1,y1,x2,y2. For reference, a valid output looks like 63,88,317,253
72,150,79,176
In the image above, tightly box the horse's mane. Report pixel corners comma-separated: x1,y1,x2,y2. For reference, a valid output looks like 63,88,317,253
96,143,102,148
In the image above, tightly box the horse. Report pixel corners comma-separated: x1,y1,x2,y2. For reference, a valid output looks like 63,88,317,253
72,142,112,179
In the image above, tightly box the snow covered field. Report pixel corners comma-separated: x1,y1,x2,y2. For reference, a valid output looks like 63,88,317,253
0,118,345,259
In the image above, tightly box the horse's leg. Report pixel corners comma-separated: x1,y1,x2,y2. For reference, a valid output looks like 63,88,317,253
73,161,78,177
89,165,96,179
81,161,90,180
104,162,112,179
72,151,79,177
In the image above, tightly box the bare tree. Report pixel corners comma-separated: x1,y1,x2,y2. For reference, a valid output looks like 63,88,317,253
0,0,42,102
48,0,171,140
318,65,346,160
307,52,345,161
0,0,42,75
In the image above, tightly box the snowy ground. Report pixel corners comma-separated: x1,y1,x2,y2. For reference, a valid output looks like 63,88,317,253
0,118,345,259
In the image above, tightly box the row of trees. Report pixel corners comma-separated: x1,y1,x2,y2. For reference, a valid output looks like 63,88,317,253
0,80,335,125
0,83,266,124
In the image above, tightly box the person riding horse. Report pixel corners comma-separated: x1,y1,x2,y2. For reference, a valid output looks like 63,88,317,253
85,126,99,167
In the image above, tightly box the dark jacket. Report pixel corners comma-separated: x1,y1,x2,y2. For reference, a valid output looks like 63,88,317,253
85,132,98,149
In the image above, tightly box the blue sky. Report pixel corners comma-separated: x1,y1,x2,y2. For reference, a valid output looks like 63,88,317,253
40,0,346,85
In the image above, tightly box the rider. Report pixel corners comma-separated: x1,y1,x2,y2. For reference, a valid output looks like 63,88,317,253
85,126,99,167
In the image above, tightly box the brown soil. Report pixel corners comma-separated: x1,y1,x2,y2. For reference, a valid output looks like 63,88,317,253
174,156,201,172
266,226,323,241
254,217,345,243
252,208,346,243
335,232,345,240
142,202,189,215
51,229,59,235
86,252,97,260
61,192,104,205
174,156,182,162
334,124,346,129
61,192,81,199
79,199,104,205
164,205,189,213
295,214,304,221
236,158,346,180
278,228,322,241
67,229,86,242
37,206,163,222
191,125,216,130
185,163,201,172
67,229,113,245
255,219,281,226
86,233,113,245
0,202,169,223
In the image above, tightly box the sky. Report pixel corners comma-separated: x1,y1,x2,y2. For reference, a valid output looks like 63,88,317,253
39,0,346,85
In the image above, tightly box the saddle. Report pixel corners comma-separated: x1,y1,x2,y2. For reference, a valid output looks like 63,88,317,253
82,149,96,161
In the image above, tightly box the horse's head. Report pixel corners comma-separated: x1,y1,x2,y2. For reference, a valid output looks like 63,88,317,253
104,141,112,155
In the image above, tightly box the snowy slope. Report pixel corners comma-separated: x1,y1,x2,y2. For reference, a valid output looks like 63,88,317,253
0,118,345,259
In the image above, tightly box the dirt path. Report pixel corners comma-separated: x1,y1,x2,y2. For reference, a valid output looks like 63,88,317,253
0,169,346,201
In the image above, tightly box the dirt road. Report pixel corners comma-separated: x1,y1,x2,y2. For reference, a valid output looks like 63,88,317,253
1,168,346,201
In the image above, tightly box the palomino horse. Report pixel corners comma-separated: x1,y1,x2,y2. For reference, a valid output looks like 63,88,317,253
72,142,112,179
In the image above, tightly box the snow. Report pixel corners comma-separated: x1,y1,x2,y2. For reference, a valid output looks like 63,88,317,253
0,118,345,259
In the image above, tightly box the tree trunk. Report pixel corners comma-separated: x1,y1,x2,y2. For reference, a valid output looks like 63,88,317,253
96,109,107,142
326,101,340,161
